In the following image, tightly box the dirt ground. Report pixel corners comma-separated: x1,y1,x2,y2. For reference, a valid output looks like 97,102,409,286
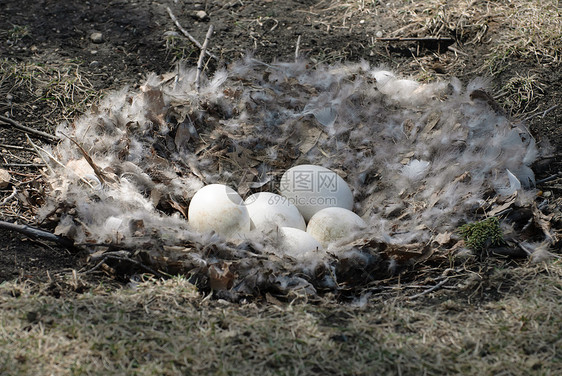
0,0,561,286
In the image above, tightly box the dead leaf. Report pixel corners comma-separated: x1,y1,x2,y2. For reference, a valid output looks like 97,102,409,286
0,169,11,188
54,222,77,238
452,171,471,184
226,144,260,168
209,263,236,291
298,126,323,154
532,203,555,244
169,199,188,219
422,112,440,134
129,219,146,237
487,193,517,216
143,88,167,126
265,292,284,306
63,135,112,184
352,239,430,263
402,119,415,137
433,232,452,245
150,188,163,207
174,122,191,150
400,151,415,165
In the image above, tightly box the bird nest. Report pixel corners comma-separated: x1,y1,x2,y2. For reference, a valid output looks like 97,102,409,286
34,57,555,300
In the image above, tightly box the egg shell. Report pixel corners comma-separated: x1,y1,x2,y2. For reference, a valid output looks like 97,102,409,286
188,184,250,238
307,207,367,246
279,164,353,221
278,227,323,259
244,192,306,232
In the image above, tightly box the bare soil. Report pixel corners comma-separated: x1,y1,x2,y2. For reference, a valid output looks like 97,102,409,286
0,0,560,291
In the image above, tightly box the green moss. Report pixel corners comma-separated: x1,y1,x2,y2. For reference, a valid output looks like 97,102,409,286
458,217,504,252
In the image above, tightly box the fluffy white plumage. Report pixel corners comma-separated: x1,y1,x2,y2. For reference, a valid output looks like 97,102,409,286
40,57,538,263
401,159,431,181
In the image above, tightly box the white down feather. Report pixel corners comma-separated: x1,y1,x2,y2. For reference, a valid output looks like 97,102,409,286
40,58,539,262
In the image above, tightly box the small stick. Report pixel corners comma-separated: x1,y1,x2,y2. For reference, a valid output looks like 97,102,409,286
536,172,562,185
372,284,457,291
524,104,559,121
295,35,301,62
84,253,165,278
166,6,218,61
448,45,468,56
26,134,56,175
29,132,100,189
89,250,131,261
407,277,450,300
0,143,35,152
60,132,109,184
195,24,215,93
0,186,17,206
0,115,59,143
82,256,111,274
0,220,74,248
0,163,45,168
376,37,454,42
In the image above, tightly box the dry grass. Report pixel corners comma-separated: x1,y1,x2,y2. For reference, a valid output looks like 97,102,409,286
485,0,561,72
163,32,199,65
1,261,560,375
316,0,561,73
312,0,560,117
495,72,547,116
1,2,561,375
0,59,98,130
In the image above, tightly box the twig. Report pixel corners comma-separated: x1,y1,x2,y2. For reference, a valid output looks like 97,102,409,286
28,133,100,189
524,104,559,121
89,250,131,261
166,6,218,61
0,220,75,248
536,172,562,185
376,37,454,42
0,115,59,143
489,245,530,258
195,24,215,93
26,134,56,175
0,186,17,206
83,251,130,274
84,252,165,278
295,35,302,62
407,277,450,300
83,256,111,274
0,143,34,152
371,284,457,291
0,163,45,168
59,132,110,185
448,45,468,57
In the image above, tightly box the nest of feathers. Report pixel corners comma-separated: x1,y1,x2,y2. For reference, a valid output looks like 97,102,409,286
32,57,558,300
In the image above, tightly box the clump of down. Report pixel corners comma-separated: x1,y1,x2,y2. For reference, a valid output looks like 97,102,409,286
37,57,539,294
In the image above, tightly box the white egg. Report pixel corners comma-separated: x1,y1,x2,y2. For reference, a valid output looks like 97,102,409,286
307,207,367,246
244,192,306,232
188,184,250,239
277,227,323,260
279,164,353,221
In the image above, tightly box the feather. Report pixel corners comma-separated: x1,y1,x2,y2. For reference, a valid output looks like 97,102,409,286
41,56,540,274
495,169,522,196
401,159,431,180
